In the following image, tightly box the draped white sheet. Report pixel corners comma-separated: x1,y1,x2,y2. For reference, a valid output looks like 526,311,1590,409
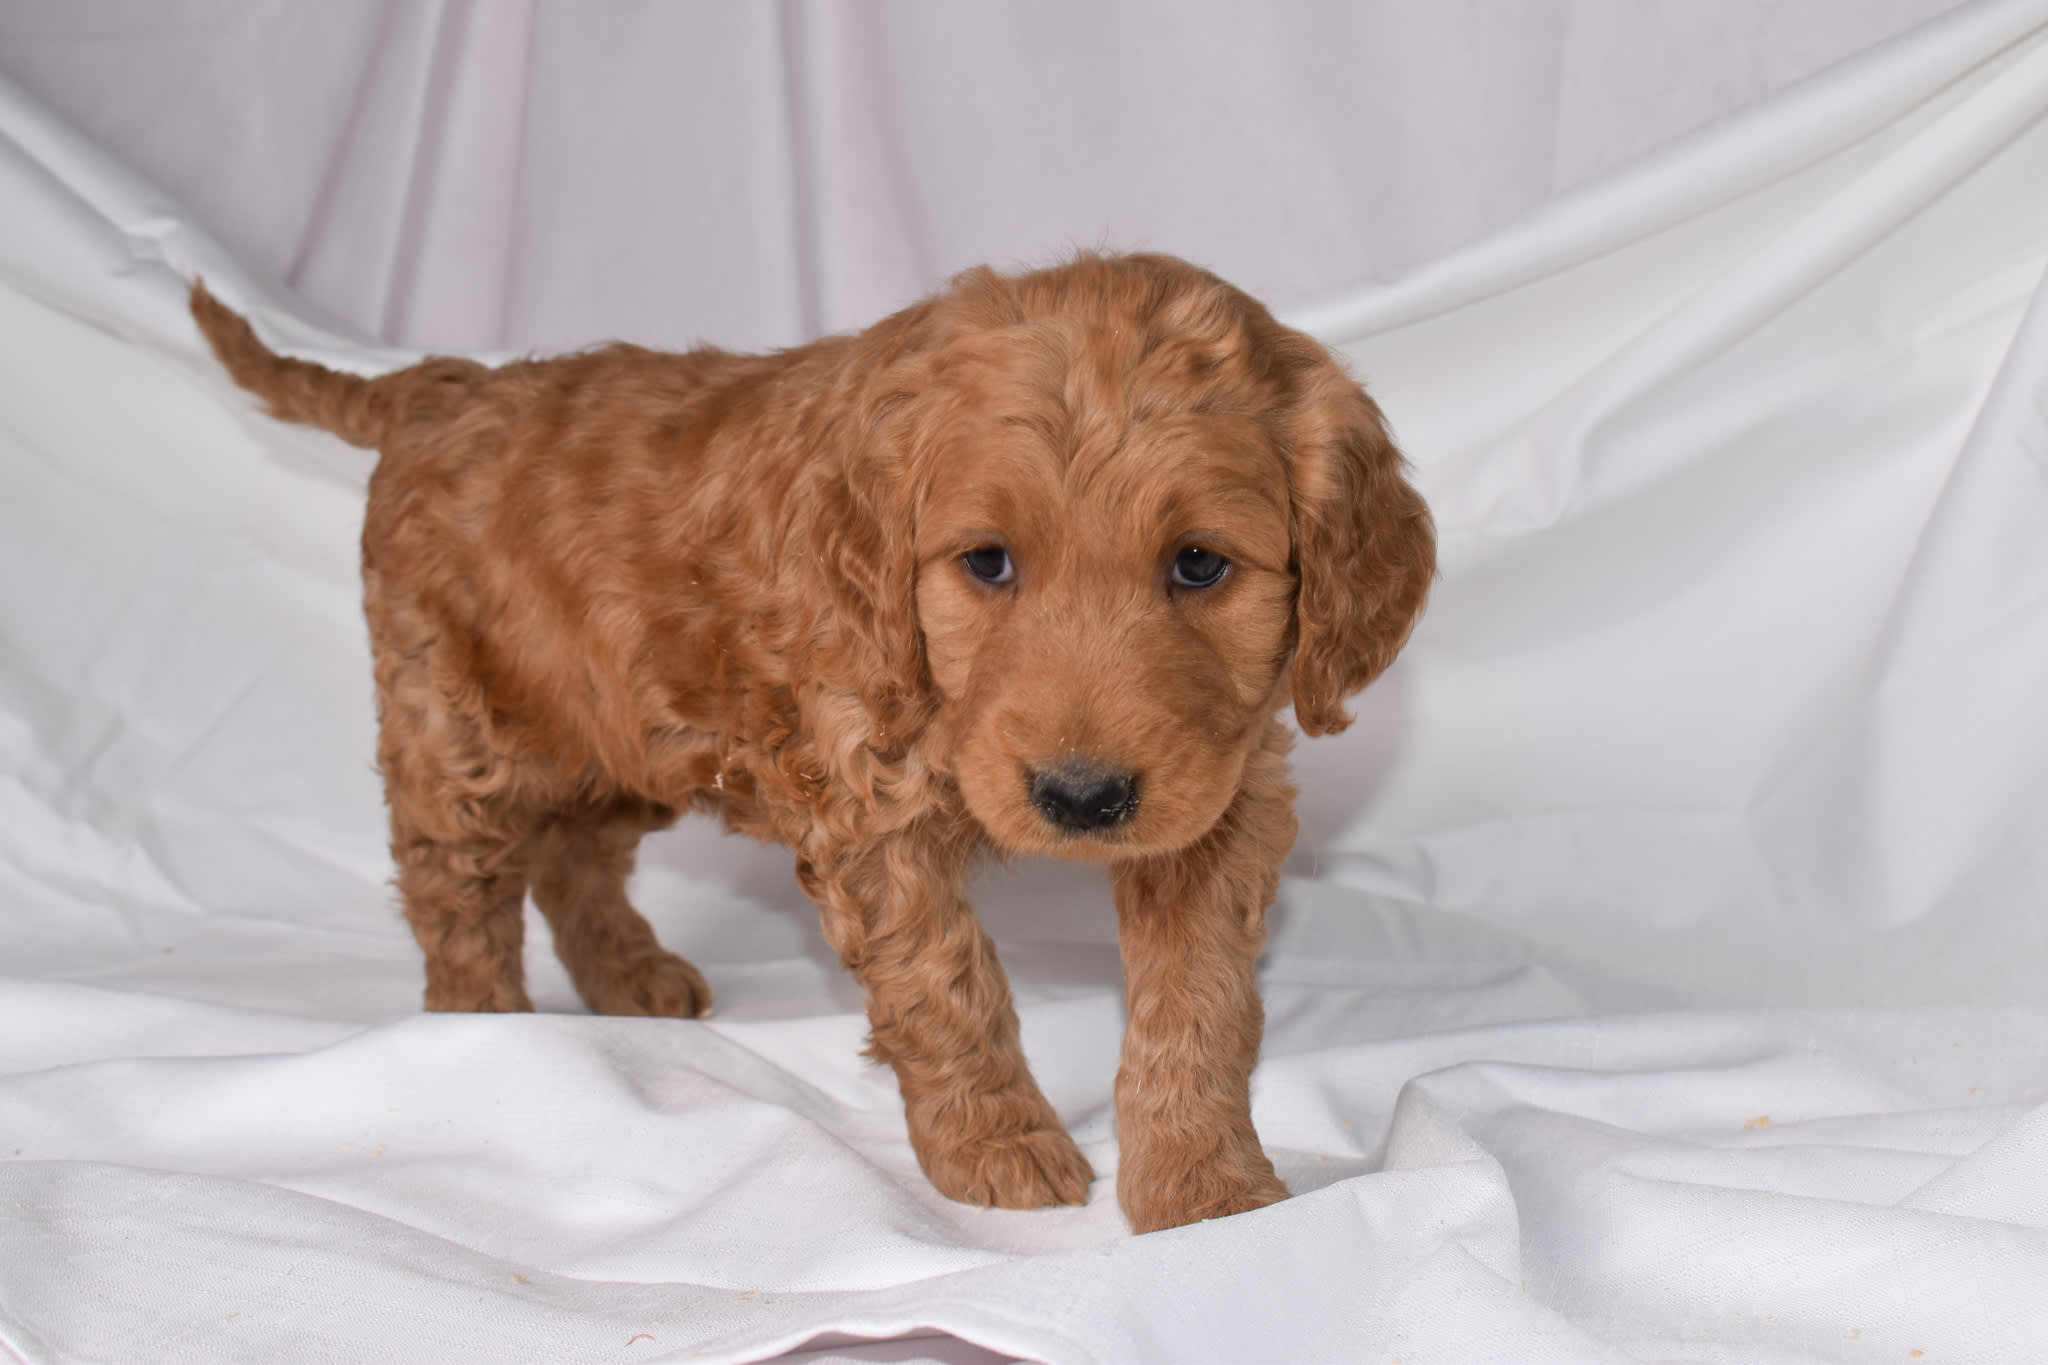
0,0,1964,354
4,2,2048,1362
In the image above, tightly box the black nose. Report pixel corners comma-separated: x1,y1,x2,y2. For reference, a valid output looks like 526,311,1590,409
1029,763,1139,832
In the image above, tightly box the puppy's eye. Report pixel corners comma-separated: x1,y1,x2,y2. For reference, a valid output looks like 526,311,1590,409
961,545,1014,585
1171,545,1230,589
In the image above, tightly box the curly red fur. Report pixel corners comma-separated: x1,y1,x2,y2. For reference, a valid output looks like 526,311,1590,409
190,253,1434,1233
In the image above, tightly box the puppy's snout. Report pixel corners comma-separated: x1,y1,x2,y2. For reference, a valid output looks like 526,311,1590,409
1029,763,1139,833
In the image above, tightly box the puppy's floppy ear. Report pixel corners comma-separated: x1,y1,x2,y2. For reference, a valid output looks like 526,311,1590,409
804,307,950,748
1287,370,1436,736
812,445,926,741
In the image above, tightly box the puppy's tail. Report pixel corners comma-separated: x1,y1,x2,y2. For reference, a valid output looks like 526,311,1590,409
189,279,483,449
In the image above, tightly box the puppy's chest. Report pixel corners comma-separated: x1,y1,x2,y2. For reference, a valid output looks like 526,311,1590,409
630,657,947,857
627,631,842,842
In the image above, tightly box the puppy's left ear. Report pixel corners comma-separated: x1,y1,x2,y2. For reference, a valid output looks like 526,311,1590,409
1287,371,1436,736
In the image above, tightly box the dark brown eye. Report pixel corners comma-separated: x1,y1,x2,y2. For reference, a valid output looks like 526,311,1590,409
962,545,1014,585
1171,545,1229,589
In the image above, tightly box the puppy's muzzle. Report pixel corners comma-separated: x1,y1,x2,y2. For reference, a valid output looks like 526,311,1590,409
1029,762,1139,833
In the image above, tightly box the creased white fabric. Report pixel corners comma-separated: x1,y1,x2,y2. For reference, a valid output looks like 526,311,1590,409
4,2,2048,1362
0,0,1964,355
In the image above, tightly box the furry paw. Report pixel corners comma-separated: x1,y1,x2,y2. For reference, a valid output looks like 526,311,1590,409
1120,1160,1289,1234
919,1121,1096,1210
423,977,535,1013
577,950,713,1020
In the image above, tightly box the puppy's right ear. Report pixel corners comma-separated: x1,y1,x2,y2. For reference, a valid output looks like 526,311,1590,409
811,434,927,744
803,304,952,749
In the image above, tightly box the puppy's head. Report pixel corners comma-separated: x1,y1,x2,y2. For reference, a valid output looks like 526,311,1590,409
845,253,1433,860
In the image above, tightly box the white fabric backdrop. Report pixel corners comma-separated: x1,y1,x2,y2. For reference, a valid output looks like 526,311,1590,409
5,2,2048,1363
0,0,1962,352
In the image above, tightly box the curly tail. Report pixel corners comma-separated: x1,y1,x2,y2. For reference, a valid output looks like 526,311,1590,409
189,280,483,449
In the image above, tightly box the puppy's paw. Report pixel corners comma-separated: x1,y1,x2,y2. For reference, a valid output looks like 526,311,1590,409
423,978,536,1013
579,950,713,1020
920,1122,1095,1210
1120,1160,1289,1234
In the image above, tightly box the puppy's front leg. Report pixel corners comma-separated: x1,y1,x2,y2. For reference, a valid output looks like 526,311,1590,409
800,835,1095,1211
1110,731,1295,1233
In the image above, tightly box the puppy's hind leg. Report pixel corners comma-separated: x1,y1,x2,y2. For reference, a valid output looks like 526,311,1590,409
375,639,540,1012
391,822,536,1013
529,800,712,1019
